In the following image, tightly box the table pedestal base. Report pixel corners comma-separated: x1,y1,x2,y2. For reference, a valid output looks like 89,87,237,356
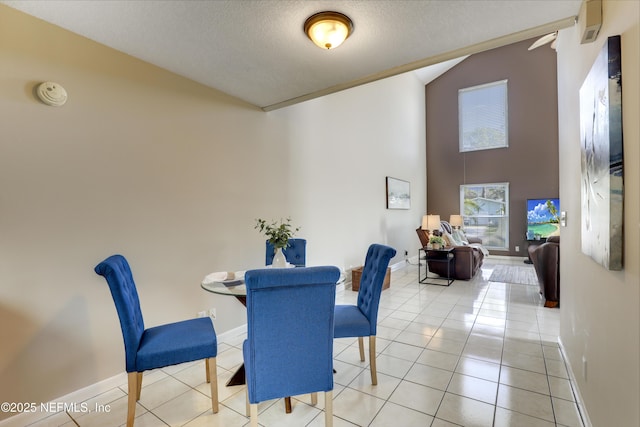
226,364,245,387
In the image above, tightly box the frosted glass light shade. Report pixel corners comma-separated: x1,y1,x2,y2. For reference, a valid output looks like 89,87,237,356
304,11,353,49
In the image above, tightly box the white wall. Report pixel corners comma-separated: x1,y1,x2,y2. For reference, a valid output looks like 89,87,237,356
273,73,426,269
0,5,425,416
556,1,639,425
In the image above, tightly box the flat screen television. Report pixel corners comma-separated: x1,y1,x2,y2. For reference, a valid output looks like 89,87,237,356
526,198,560,240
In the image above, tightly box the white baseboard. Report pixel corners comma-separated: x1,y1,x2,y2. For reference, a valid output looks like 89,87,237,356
217,323,247,342
389,259,408,271
558,337,592,427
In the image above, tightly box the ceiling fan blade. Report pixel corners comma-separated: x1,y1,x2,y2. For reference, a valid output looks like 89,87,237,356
528,32,557,51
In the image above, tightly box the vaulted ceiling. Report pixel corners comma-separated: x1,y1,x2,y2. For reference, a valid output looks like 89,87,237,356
2,1,582,110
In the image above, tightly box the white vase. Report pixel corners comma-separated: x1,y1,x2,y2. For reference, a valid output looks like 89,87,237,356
272,247,287,268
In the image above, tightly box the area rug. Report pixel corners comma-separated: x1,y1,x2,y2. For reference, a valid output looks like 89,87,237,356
488,265,538,286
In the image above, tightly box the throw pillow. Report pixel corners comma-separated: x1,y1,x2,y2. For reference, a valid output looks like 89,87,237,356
441,231,455,247
449,230,464,246
453,229,469,245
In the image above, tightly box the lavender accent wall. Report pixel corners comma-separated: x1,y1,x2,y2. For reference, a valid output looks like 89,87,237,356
425,38,559,256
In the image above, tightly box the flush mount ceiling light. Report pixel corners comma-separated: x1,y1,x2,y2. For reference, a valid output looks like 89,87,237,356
304,11,353,50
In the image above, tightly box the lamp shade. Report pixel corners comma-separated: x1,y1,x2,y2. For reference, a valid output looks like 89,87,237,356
426,214,441,231
304,11,353,49
449,214,463,228
421,215,430,230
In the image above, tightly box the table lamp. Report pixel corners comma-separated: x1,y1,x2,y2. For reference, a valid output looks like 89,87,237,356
425,214,441,235
421,215,430,231
449,214,463,229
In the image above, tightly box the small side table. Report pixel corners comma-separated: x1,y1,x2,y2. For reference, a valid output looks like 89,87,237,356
419,247,455,286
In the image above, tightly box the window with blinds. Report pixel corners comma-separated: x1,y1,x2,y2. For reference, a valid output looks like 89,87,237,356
458,80,508,152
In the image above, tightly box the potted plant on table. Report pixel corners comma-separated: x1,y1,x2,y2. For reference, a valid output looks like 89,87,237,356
429,235,445,250
255,217,300,267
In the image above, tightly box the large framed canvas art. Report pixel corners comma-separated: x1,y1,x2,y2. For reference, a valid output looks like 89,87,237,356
579,35,624,270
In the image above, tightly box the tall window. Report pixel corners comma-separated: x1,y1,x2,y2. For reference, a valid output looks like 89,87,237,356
459,80,508,152
460,183,509,250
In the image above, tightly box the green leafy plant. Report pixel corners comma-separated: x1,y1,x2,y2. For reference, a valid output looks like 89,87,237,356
429,235,445,246
255,217,300,249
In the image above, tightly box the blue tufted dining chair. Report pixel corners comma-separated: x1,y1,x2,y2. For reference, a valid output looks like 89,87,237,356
94,255,219,427
243,266,340,427
334,244,396,385
265,238,306,267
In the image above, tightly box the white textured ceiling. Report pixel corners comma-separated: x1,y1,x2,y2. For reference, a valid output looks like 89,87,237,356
2,0,581,110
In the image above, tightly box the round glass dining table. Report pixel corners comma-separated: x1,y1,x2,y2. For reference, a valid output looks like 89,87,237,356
201,269,344,305
201,277,247,305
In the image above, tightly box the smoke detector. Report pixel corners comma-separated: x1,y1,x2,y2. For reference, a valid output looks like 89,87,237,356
36,82,68,107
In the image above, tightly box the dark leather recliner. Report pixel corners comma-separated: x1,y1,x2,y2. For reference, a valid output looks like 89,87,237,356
416,227,484,280
528,235,560,307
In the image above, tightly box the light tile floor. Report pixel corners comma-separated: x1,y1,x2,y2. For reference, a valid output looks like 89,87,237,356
19,257,585,427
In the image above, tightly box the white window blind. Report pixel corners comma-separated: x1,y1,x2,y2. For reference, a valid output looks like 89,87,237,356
459,80,508,152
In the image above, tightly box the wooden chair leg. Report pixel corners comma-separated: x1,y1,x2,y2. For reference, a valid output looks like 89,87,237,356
250,403,259,427
207,357,219,413
311,392,318,406
126,372,138,427
245,387,250,416
325,390,333,427
136,372,142,400
369,335,377,385
284,397,292,413
358,336,365,362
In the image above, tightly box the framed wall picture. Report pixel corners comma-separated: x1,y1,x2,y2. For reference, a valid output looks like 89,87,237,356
386,177,410,209
579,35,623,270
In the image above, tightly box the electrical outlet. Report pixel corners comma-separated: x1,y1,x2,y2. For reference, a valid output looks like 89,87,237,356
515,245,520,252
404,250,408,256
209,308,217,320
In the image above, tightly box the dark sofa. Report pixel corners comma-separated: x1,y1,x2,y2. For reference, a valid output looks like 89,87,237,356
528,235,560,307
416,227,484,280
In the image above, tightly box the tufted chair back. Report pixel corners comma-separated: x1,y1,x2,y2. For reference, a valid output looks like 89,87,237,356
265,238,306,267
356,244,397,335
94,254,145,373
243,266,339,409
